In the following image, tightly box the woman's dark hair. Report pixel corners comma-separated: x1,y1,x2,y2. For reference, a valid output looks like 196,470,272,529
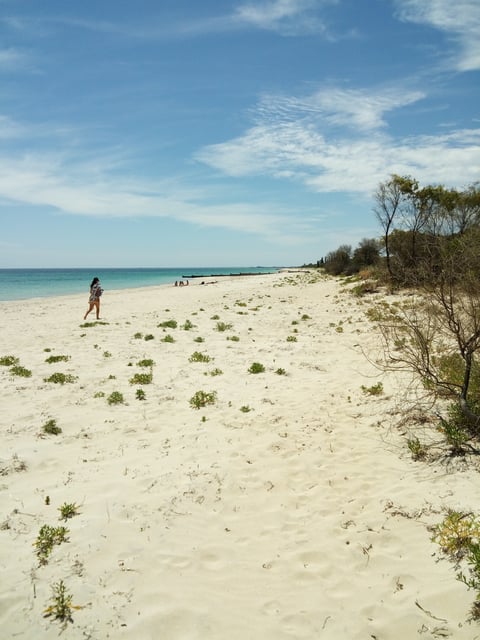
90,277,99,287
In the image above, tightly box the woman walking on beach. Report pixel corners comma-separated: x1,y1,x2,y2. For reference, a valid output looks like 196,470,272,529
84,277,103,320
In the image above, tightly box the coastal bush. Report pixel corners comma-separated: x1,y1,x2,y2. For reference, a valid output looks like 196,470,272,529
361,382,384,396
194,336,205,343
133,332,143,339
227,335,240,342
248,362,265,374
210,314,220,320
103,351,112,358
45,355,70,364
129,372,152,385
158,319,177,329
189,390,217,409
208,368,223,377
144,334,154,341
58,502,79,521
35,524,69,565
10,365,32,378
286,335,297,342
189,351,211,363
80,321,109,328
182,319,195,330
432,510,480,619
44,372,76,384
275,368,287,376
407,437,428,461
161,334,175,343
44,580,81,627
42,419,62,436
107,391,125,405
0,355,19,366
240,405,252,413
137,358,155,368
215,321,233,332
136,388,146,400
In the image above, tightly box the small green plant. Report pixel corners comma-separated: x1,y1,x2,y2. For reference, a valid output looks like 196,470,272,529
94,391,105,398
137,358,155,368
194,336,205,343
103,351,112,358
182,319,195,330
248,362,265,374
291,320,299,326
227,335,240,342
58,502,79,521
107,391,125,405
215,321,233,332
42,419,62,436
407,437,428,461
144,334,154,341
158,319,177,329
136,388,146,400
45,355,70,364
209,368,223,376
129,372,152,385
437,402,475,455
161,334,175,343
44,372,76,384
432,510,480,618
189,390,217,409
10,365,32,378
240,405,252,413
80,321,109,327
0,355,19,366
361,382,384,396
301,314,311,320
335,325,344,333
133,332,143,339
275,368,286,376
44,580,81,627
210,314,220,320
189,351,211,363
286,335,297,342
34,524,69,565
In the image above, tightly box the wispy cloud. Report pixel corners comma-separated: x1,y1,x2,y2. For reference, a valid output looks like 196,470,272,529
0,47,31,70
394,0,480,71
233,0,335,35
197,86,480,192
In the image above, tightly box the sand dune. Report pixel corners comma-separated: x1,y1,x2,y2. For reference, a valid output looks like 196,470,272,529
1,271,479,639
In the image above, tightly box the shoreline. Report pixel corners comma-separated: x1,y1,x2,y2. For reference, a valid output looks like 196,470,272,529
1,270,478,639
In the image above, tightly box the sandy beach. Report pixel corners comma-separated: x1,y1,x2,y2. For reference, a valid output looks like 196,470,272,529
1,270,479,639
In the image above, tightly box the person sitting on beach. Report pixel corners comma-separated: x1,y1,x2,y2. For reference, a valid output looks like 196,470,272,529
83,277,103,320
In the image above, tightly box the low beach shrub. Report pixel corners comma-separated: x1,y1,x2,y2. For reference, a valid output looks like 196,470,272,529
45,355,70,364
286,335,297,342
182,319,195,330
158,320,177,329
189,351,211,363
58,502,79,521
194,336,205,343
137,358,155,368
0,355,19,366
44,580,81,627
161,334,175,343
35,524,69,565
129,372,152,385
240,405,252,413
248,362,265,374
227,335,240,342
42,419,62,436
10,365,32,378
215,321,233,332
144,334,154,341
208,368,223,377
361,382,384,396
189,390,217,409
107,391,125,405
275,368,287,376
44,372,77,384
136,388,146,400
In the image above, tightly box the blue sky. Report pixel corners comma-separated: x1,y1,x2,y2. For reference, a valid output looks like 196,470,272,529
0,0,479,268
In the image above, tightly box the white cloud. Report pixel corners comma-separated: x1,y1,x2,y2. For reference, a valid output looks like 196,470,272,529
233,0,333,34
0,47,30,70
197,86,480,193
394,0,480,70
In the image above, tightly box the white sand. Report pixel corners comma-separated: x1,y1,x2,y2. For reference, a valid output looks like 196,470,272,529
1,271,479,639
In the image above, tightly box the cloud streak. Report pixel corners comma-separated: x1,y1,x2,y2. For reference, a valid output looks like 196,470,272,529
394,0,480,70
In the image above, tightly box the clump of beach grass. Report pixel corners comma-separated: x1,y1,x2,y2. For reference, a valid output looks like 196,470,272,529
0,355,19,366
189,351,211,363
42,419,62,436
58,502,80,521
107,391,125,405
129,372,152,385
44,372,77,384
248,362,265,374
45,355,70,364
189,390,217,409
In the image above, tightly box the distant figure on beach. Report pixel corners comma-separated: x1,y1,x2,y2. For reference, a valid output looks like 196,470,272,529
83,277,103,320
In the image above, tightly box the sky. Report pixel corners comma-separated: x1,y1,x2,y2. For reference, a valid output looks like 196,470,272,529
0,0,479,268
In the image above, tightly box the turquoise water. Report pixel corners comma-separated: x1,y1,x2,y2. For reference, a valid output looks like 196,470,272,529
0,267,279,301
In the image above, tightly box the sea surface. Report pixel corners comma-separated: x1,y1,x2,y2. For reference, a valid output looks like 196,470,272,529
0,267,280,301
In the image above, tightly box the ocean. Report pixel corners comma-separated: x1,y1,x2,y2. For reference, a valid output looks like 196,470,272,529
0,267,280,301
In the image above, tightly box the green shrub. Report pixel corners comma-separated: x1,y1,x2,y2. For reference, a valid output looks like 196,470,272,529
189,390,217,409
58,502,79,521
161,334,175,343
407,437,428,461
129,372,153,385
227,335,240,342
10,365,32,378
248,362,265,374
133,332,143,339
209,368,223,376
189,351,211,363
194,336,205,343
286,335,297,342
144,334,154,341
158,319,177,329
45,355,70,364
275,368,286,376
136,388,146,400
0,355,19,366
361,382,384,396
42,419,62,436
216,321,233,332
210,314,220,320
240,405,252,413
44,373,76,384
137,358,155,368
44,579,80,626
34,524,69,565
107,391,125,405
182,319,195,330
